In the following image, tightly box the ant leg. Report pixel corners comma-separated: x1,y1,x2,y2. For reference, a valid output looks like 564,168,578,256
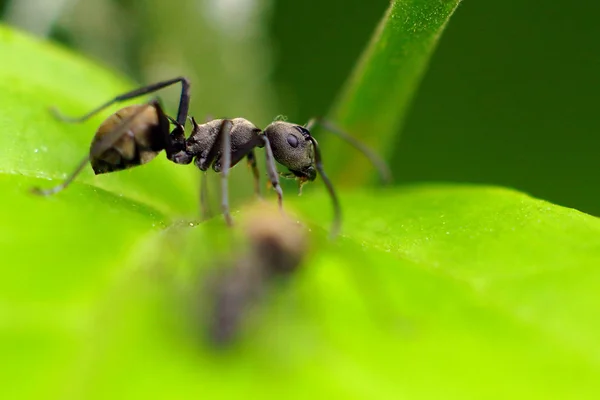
32,100,159,196
306,135,341,238
246,150,262,198
305,117,393,184
202,120,235,226
260,135,284,213
189,121,212,219
219,120,234,226
200,171,212,220
30,156,89,196
52,77,191,127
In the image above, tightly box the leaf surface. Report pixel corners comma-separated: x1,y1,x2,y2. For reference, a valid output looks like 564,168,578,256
1,19,599,400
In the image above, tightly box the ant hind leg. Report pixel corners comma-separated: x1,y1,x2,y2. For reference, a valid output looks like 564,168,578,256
51,77,190,125
30,156,89,196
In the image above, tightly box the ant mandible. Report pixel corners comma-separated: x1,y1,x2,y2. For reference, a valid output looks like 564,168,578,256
32,77,391,236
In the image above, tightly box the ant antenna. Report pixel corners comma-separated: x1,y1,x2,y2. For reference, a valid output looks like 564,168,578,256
306,135,341,238
305,117,393,184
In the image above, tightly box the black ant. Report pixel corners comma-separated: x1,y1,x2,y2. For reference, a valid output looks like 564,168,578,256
32,77,391,236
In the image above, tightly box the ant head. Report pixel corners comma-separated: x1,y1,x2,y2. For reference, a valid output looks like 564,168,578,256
263,121,316,182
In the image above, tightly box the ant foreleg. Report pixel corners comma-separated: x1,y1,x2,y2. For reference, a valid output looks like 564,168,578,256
260,135,284,214
246,150,262,199
305,117,393,184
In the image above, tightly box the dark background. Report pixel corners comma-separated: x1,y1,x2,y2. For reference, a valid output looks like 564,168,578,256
2,0,599,215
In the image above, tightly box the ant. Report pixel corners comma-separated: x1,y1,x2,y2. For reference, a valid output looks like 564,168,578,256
201,204,308,346
32,77,391,236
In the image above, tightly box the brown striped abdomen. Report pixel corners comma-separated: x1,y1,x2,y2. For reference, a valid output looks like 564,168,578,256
90,104,168,174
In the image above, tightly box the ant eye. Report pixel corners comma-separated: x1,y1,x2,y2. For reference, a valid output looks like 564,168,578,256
287,135,299,148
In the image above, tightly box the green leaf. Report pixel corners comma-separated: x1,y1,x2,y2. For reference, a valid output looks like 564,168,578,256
2,14,599,400
293,186,600,399
324,0,463,183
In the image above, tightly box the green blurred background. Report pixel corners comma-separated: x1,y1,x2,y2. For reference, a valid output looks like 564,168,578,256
1,0,598,215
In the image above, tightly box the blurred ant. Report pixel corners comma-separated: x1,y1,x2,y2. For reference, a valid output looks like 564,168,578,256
201,205,308,346
32,77,391,236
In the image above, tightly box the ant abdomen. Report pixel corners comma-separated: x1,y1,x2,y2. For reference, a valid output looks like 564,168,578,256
91,104,169,174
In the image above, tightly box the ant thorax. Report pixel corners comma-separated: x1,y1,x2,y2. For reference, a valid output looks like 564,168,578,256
186,118,262,172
